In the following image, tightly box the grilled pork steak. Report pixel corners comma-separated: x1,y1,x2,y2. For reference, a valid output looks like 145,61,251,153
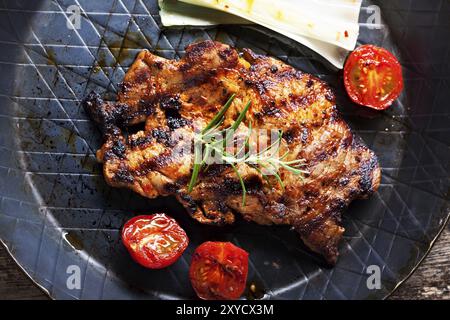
83,41,381,264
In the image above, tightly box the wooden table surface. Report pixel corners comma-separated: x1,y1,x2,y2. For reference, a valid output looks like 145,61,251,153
1,225,449,300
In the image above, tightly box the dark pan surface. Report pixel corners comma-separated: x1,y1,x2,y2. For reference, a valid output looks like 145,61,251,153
0,0,449,299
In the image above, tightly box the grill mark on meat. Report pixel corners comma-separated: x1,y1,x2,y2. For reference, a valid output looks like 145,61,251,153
261,103,281,118
358,156,378,195
151,129,173,146
283,126,310,145
283,128,296,144
166,113,189,130
178,193,199,215
158,94,189,129
202,164,229,177
133,149,173,177
128,135,153,149
162,182,179,194
216,175,263,196
273,69,303,81
295,198,345,235
104,139,126,161
160,94,181,111
134,99,157,119
113,164,134,183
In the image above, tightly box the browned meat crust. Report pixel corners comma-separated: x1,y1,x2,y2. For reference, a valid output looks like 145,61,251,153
83,41,381,264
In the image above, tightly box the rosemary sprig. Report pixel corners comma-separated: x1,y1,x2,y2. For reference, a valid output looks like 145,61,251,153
187,95,308,206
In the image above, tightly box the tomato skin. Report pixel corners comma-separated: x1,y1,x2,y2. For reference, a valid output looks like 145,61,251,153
189,241,249,300
344,45,403,110
121,214,188,269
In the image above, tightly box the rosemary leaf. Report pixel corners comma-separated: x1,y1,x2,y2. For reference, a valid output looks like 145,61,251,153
202,94,236,134
187,138,203,192
272,171,285,191
251,164,273,188
230,163,247,206
278,162,308,175
231,100,251,131
261,162,285,191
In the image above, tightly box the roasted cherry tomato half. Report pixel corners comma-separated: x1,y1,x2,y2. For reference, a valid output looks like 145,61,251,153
344,44,403,110
189,241,249,300
121,214,188,269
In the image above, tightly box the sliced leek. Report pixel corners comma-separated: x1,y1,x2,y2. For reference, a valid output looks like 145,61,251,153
180,0,362,51
158,0,359,68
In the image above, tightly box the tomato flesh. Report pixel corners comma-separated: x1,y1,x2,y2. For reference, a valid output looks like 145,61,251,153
344,44,403,110
189,241,249,300
121,214,188,269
